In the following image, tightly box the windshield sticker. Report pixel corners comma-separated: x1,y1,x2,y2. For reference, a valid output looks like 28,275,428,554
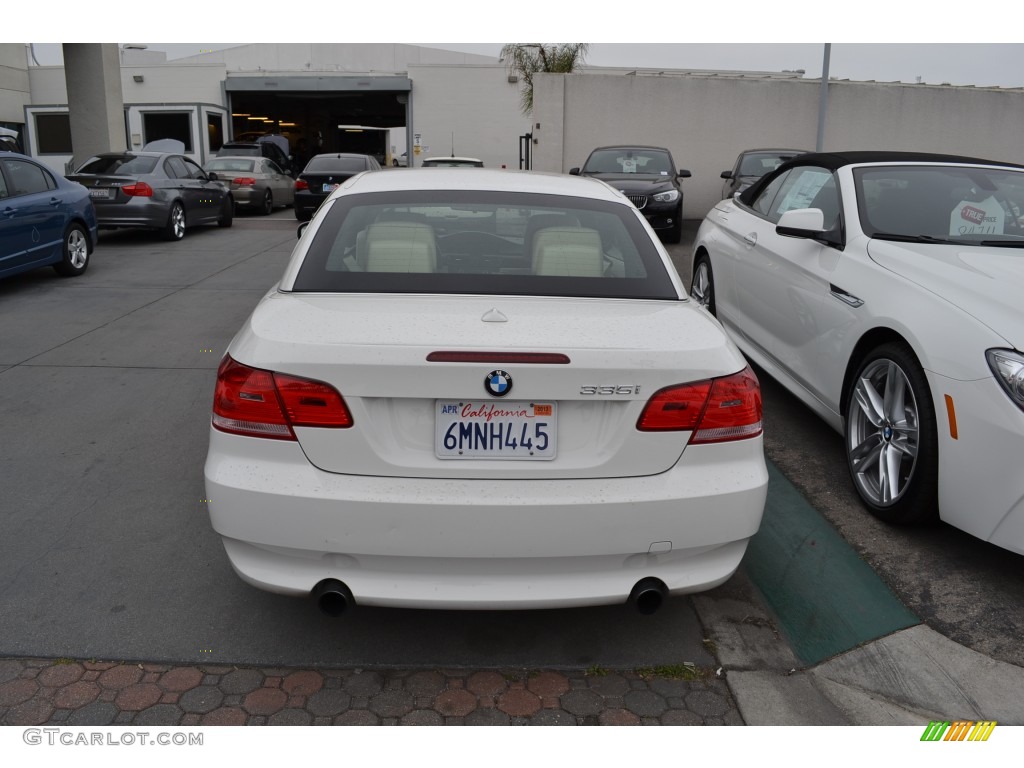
950,195,1004,236
776,172,830,215
620,157,637,173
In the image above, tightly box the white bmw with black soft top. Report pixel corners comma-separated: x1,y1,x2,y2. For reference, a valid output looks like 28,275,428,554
205,169,767,615
693,151,1024,556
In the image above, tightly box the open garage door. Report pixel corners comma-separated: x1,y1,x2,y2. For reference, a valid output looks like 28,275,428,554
225,75,411,166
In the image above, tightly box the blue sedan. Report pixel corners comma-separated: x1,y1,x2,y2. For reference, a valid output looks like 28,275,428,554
0,152,98,279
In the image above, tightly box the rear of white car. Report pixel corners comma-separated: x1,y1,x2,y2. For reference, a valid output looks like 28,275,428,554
204,170,767,613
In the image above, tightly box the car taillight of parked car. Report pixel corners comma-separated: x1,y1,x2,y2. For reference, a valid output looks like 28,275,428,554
294,179,309,191
232,177,257,188
211,356,352,441
121,181,153,197
637,366,762,443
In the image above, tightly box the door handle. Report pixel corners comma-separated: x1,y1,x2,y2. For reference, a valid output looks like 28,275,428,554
743,233,757,247
49,197,62,206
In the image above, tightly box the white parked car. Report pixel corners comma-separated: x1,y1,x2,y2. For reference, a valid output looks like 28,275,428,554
205,169,768,614
692,151,1024,555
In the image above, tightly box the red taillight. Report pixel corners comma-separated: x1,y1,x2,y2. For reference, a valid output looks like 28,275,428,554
121,181,153,197
294,179,309,191
232,177,257,187
211,356,352,440
637,366,762,444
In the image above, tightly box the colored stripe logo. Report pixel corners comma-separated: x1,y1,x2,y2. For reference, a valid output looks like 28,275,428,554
921,720,997,741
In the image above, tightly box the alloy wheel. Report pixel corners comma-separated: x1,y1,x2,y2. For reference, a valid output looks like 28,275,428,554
692,260,713,312
67,228,88,268
847,358,920,506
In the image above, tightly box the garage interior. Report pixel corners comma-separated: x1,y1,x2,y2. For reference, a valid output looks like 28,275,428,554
225,75,411,165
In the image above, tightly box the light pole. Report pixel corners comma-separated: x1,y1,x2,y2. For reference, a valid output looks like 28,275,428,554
816,44,832,152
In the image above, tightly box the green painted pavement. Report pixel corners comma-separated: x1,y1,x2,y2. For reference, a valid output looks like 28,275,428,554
743,462,919,666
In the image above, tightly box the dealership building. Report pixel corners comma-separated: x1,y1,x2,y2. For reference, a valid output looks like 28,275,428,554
3,43,1023,217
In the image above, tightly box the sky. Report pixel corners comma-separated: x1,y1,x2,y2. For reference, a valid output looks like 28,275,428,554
23,42,1024,88
13,1,1024,88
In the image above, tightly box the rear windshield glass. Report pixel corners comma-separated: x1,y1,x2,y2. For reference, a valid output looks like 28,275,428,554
77,155,158,175
206,158,256,172
305,156,367,173
218,145,259,156
583,149,672,175
291,190,678,300
423,159,484,168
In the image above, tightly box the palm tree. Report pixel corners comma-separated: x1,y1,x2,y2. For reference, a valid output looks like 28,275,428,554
500,44,590,114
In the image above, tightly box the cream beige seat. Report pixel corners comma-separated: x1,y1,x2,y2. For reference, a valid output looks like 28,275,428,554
531,226,604,277
364,222,437,273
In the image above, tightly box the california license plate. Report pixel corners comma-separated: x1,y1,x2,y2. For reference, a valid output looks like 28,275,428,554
89,188,111,199
322,183,339,193
435,400,556,460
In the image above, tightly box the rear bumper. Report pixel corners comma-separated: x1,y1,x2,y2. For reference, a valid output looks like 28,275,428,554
204,428,768,609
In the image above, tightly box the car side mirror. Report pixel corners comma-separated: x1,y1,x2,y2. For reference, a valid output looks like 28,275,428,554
207,171,218,181
569,167,581,176
678,169,692,178
297,221,309,239
720,170,732,179
776,208,825,237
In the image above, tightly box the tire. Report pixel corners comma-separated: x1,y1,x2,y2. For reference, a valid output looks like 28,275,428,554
52,223,89,277
260,190,273,216
392,159,399,167
218,197,234,228
691,253,716,316
162,201,185,241
662,204,683,244
844,342,938,524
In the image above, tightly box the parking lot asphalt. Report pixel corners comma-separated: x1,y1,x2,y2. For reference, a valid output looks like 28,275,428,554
1,210,1022,726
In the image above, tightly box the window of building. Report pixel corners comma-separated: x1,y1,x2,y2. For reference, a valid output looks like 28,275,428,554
142,112,193,152
207,113,224,152
34,113,73,154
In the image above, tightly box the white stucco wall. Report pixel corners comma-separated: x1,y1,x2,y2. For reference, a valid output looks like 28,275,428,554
0,44,30,125
533,73,1024,219
28,63,226,105
407,65,532,170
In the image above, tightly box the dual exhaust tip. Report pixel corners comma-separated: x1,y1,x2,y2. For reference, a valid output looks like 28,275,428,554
312,577,668,617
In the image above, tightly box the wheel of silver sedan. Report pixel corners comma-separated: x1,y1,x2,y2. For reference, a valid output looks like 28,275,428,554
691,255,716,316
844,343,938,524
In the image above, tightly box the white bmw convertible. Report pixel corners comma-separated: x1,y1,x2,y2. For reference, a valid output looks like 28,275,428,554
205,169,768,614
693,151,1024,555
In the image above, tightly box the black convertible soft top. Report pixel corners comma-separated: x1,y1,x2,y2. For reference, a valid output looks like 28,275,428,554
739,150,1024,206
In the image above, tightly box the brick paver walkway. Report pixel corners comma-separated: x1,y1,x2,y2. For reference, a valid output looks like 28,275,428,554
0,658,742,726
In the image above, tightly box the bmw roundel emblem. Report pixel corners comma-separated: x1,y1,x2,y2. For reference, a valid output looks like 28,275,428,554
484,370,513,397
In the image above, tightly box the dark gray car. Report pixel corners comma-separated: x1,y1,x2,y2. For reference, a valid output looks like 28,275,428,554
68,152,233,241
720,148,808,199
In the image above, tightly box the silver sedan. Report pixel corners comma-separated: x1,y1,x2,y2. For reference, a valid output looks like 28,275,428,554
203,156,295,215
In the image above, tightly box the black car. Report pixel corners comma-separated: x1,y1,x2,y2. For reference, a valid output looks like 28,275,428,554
570,146,690,243
720,148,808,199
293,153,381,221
